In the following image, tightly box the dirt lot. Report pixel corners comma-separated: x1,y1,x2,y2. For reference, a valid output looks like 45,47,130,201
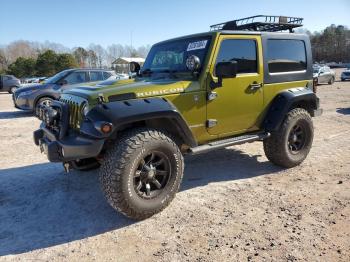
0,73,349,261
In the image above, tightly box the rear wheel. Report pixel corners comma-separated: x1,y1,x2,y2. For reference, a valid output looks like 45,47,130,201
9,86,17,94
263,108,314,168
100,128,184,220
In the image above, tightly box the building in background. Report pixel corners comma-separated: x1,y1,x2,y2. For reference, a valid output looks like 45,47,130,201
112,57,145,73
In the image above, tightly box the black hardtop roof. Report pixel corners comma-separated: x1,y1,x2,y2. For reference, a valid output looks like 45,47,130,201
68,68,114,71
154,30,308,46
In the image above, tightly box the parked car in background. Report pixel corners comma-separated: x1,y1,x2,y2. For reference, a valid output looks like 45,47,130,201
341,68,350,81
0,75,21,94
21,77,47,84
313,65,335,85
13,68,116,112
116,73,131,80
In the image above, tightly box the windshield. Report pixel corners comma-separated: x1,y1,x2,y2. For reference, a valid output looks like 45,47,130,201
45,70,71,84
142,36,212,75
313,68,320,73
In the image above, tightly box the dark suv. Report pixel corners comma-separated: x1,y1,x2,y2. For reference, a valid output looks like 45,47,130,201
0,75,21,94
13,68,116,112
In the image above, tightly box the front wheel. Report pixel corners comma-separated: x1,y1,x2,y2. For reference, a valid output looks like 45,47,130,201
263,108,314,168
100,128,184,220
35,97,53,112
328,77,335,85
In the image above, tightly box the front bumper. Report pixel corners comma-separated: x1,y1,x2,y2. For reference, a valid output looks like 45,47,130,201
34,100,105,162
34,126,104,162
13,93,34,111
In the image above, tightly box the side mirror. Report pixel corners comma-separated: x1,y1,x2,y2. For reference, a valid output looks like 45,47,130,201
58,79,68,86
210,61,238,89
129,62,141,74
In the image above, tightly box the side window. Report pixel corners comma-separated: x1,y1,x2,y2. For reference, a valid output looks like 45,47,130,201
90,71,103,81
215,39,257,74
267,39,306,73
103,72,112,79
64,72,87,84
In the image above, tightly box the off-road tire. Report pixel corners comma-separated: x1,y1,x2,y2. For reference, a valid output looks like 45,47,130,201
263,108,314,168
100,128,184,220
328,77,335,85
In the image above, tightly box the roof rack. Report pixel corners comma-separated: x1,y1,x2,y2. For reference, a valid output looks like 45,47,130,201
210,15,303,33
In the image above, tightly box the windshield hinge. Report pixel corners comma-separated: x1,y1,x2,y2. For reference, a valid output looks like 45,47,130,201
207,91,218,101
206,119,218,128
97,93,106,104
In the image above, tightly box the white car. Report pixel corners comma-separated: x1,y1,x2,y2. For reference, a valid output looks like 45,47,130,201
313,65,335,85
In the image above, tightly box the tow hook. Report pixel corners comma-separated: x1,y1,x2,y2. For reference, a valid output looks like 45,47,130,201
63,162,70,173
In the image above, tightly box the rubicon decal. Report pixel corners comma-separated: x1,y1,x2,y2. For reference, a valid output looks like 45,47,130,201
136,87,184,97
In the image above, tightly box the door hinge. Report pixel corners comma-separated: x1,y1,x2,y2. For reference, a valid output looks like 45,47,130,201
207,91,218,101
206,119,218,128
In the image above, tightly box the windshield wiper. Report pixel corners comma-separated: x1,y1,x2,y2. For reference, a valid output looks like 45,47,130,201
141,68,154,76
157,69,179,79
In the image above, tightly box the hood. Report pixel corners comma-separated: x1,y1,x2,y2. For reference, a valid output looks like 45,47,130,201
16,83,53,93
63,77,199,105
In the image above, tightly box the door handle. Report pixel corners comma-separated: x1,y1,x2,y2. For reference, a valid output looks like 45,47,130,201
249,83,262,91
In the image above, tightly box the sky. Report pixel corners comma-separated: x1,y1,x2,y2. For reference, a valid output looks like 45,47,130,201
1,0,350,48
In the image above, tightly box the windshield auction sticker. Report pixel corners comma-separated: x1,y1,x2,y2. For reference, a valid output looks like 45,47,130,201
187,40,208,51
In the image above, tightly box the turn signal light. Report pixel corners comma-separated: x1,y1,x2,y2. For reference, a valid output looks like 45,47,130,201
101,123,113,134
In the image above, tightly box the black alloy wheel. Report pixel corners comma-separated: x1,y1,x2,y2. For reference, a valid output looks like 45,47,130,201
134,151,171,199
288,124,306,154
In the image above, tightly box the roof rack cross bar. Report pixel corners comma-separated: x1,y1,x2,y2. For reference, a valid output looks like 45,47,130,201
210,15,303,33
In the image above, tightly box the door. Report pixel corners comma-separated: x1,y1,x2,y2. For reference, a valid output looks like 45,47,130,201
206,35,263,136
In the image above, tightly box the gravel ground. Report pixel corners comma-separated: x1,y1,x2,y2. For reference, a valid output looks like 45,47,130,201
0,73,349,261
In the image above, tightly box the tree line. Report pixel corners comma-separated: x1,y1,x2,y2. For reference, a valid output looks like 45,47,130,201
1,24,349,78
308,24,350,63
0,41,150,78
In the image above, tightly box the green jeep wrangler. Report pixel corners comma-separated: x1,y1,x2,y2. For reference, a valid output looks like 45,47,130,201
34,15,322,220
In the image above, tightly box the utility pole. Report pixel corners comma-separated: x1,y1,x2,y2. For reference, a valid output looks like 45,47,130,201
130,30,133,57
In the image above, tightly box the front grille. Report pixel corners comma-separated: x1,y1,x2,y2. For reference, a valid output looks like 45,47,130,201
59,95,86,129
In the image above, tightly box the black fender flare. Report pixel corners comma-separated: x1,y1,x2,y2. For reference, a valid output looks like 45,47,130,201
263,88,319,132
81,97,197,147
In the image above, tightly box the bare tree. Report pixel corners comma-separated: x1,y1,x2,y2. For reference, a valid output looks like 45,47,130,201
5,41,38,64
87,50,98,67
137,45,151,58
73,47,88,67
106,44,125,65
88,44,106,68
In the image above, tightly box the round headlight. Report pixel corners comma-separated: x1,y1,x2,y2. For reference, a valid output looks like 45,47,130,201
186,55,201,72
